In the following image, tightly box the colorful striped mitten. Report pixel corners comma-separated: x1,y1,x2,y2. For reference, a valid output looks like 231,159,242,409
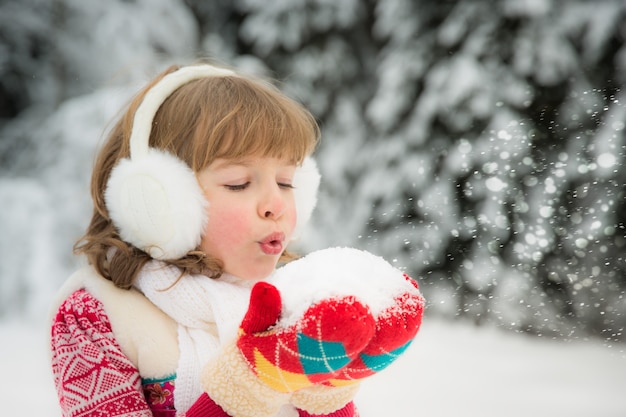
326,273,424,384
262,248,424,392
236,281,376,393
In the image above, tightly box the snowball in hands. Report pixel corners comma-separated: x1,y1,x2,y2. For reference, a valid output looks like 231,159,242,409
268,246,425,381
209,247,424,417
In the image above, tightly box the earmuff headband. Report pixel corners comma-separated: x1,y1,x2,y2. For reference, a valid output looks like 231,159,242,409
130,65,235,159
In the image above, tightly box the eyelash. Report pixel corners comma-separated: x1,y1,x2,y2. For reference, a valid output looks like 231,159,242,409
225,183,249,191
225,182,294,191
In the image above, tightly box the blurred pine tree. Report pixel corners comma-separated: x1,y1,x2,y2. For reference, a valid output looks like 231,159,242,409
190,0,626,340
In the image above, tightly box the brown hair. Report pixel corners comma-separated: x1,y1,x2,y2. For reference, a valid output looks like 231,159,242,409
74,63,320,289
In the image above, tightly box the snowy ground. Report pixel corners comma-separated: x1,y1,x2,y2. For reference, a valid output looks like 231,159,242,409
3,317,625,416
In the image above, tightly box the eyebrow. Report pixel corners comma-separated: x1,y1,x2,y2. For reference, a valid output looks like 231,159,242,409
211,157,296,171
211,159,254,170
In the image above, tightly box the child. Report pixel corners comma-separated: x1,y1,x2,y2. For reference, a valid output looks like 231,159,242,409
50,63,423,417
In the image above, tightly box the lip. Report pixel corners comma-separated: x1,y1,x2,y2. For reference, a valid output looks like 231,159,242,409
258,232,285,255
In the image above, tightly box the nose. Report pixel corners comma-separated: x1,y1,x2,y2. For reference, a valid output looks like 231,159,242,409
258,184,286,219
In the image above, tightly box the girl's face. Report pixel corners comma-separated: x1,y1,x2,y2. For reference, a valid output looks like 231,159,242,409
196,156,298,281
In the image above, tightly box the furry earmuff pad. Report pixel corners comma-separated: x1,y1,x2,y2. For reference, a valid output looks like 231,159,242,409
292,157,321,240
105,148,208,260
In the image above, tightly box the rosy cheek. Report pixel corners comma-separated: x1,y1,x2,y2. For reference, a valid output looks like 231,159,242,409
223,213,249,242
205,206,248,244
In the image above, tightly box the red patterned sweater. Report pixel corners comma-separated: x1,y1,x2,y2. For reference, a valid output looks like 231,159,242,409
50,288,357,417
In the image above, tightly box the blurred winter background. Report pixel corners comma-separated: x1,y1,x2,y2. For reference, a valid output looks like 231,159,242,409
1,0,625,415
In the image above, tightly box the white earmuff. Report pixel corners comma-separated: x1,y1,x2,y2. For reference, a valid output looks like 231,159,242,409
104,64,321,260
292,156,321,240
105,65,234,260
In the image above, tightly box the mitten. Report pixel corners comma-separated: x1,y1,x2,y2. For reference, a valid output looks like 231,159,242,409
267,246,425,414
202,281,376,417
291,384,360,416
296,396,357,417
327,273,424,383
202,341,291,417
237,281,376,392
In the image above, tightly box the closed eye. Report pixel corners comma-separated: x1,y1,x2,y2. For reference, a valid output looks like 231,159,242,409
225,182,250,191
278,182,294,189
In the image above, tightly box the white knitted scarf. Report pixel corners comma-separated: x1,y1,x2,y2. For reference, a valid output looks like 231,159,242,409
134,260,253,412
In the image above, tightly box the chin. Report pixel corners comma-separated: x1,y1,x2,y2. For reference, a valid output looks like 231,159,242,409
226,256,280,281
250,269,275,281
233,266,276,282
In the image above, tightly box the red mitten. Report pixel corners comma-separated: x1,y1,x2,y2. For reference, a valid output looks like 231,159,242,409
237,281,376,393
327,274,424,383
266,248,425,390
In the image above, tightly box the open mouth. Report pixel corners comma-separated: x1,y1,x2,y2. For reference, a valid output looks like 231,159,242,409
259,232,285,255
